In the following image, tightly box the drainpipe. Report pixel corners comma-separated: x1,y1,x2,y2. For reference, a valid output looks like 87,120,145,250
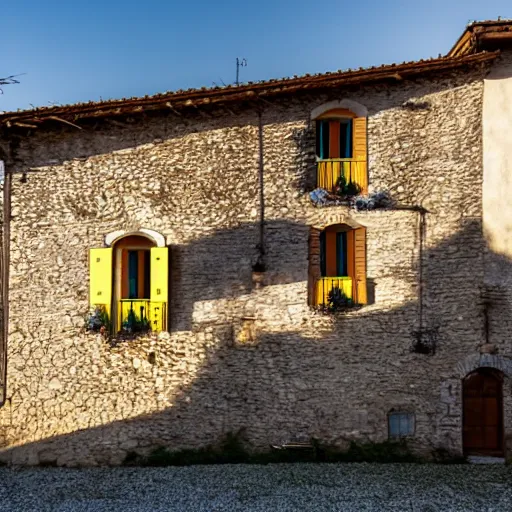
418,209,426,334
483,302,490,346
386,204,427,334
255,111,265,271
0,158,11,406
379,205,429,350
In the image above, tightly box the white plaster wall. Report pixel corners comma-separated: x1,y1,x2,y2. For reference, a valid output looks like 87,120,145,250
483,54,512,455
483,52,512,262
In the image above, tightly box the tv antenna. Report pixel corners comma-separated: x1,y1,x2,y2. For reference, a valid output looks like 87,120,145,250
235,58,247,86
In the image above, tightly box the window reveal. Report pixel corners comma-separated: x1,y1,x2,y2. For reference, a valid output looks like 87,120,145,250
126,250,151,299
128,251,138,298
316,119,353,159
320,228,351,278
336,232,347,276
388,412,415,438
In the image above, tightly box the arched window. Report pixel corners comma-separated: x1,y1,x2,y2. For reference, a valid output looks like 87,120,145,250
312,106,367,194
89,232,168,334
308,224,367,308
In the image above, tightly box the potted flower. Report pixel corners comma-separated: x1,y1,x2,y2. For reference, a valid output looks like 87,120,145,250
86,305,110,334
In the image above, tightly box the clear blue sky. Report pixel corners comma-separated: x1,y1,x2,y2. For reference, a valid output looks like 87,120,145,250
1,1,511,112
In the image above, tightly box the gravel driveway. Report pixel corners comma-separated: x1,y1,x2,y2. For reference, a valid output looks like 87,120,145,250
0,464,510,511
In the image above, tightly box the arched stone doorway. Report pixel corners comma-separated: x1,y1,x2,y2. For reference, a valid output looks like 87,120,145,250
463,368,504,456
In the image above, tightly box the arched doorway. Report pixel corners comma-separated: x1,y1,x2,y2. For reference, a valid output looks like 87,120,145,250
463,368,504,456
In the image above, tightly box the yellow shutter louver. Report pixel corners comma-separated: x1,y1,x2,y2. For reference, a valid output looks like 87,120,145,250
89,248,113,315
354,227,367,305
352,117,368,194
150,247,168,331
150,247,168,302
352,117,367,160
308,227,322,306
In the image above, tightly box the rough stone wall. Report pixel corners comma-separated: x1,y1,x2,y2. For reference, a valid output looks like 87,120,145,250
0,64,505,466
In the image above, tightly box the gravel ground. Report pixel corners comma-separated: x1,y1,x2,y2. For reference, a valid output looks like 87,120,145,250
0,464,511,511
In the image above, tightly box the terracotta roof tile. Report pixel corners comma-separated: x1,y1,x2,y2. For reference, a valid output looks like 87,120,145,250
0,51,498,129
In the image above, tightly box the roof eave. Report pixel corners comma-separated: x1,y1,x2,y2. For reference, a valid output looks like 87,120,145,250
448,21,512,57
0,51,499,130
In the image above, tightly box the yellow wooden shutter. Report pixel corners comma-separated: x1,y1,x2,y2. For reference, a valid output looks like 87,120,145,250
89,248,113,309
308,227,322,306
352,117,367,160
352,117,368,194
150,247,168,303
150,247,168,332
354,227,367,304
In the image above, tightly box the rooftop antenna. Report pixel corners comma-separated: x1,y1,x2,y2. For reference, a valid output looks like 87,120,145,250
235,58,247,86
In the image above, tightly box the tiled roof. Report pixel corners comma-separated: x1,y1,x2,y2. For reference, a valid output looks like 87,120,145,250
0,51,498,130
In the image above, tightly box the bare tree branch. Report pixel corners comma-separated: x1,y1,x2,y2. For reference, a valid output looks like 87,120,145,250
0,74,24,94
0,75,20,85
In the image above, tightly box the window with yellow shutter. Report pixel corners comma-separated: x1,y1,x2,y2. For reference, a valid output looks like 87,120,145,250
88,248,113,332
89,234,168,334
309,224,367,310
315,109,368,195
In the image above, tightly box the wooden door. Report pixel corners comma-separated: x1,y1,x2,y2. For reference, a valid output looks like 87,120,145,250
463,369,503,456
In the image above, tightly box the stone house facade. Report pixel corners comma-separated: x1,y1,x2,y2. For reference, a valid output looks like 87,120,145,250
0,21,511,466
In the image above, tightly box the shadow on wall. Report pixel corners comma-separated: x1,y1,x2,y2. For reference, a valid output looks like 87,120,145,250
3,73,475,193
0,66,496,464
1,217,503,466
168,219,312,331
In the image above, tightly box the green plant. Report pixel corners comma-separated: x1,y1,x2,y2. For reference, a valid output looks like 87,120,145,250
122,308,151,333
334,176,362,198
328,440,420,463
85,305,111,333
123,451,139,465
123,435,427,467
218,431,250,463
327,287,354,312
333,174,347,196
138,430,252,467
344,181,362,197
430,448,467,464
